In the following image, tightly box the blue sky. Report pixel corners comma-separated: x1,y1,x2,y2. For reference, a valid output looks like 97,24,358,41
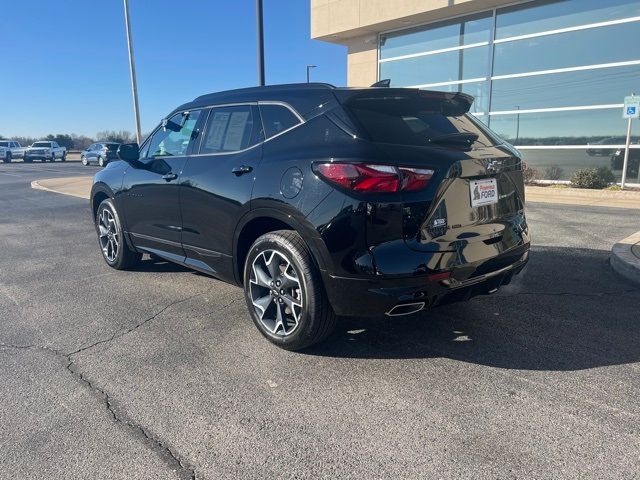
0,1,346,138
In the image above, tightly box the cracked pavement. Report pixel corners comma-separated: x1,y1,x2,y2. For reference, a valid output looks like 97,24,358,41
1,162,639,479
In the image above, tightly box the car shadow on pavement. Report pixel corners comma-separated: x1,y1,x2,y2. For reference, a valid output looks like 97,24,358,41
304,246,640,371
130,257,193,274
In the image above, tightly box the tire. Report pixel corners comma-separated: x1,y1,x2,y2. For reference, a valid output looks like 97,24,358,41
61,153,66,162
98,156,105,167
24,156,32,163
3,152,10,163
243,230,336,350
50,154,55,163
95,198,142,270
81,155,88,166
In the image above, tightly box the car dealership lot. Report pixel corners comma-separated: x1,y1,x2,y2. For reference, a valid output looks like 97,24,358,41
1,162,639,479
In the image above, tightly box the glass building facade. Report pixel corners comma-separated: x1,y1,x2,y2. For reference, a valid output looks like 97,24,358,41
379,0,640,182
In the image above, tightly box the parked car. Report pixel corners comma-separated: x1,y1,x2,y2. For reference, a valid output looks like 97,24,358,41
610,147,640,177
0,140,26,163
24,141,67,162
586,137,626,157
90,83,530,350
81,142,120,167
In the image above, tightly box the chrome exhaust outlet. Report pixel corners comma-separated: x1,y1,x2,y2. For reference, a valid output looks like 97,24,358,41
386,302,426,317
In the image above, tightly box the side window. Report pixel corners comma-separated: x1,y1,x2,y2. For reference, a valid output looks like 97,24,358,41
143,110,201,158
200,105,258,154
259,104,301,139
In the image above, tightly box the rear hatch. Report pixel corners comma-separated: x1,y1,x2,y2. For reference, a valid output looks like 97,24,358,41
336,88,528,265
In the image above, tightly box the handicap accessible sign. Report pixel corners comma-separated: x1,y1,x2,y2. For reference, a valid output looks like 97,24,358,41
623,95,640,119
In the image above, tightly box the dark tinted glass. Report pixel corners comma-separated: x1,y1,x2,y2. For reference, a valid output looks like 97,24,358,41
32,142,50,147
106,144,119,151
496,0,640,39
491,64,640,111
518,147,640,182
381,45,489,87
260,105,300,139
345,96,497,148
493,22,640,76
380,13,491,59
0,142,8,147
201,105,256,154
488,109,640,146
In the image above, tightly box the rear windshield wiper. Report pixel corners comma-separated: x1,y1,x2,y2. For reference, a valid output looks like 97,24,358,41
428,132,479,146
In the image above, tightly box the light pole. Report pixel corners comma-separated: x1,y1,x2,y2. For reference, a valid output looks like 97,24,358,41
256,0,265,86
123,0,142,145
306,64,317,83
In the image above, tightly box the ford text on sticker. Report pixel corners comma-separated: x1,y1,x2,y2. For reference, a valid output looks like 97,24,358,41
470,178,498,208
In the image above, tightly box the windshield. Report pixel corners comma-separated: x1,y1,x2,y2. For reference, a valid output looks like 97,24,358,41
0,142,9,147
345,96,498,149
32,142,50,147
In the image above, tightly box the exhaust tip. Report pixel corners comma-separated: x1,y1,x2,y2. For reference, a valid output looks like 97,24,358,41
386,302,426,317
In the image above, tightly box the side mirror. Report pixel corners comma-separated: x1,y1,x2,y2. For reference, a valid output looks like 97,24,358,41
117,143,139,161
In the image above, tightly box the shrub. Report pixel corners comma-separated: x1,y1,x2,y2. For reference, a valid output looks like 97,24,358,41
544,165,564,180
522,166,540,184
596,166,616,184
570,168,610,189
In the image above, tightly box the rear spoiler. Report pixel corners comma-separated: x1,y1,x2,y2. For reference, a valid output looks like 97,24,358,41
333,88,475,116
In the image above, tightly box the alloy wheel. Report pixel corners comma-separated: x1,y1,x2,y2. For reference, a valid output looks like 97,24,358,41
249,249,303,337
98,209,119,263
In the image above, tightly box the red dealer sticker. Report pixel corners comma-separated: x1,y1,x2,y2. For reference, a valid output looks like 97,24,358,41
470,178,498,208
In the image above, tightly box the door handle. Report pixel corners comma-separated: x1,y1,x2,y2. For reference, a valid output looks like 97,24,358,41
232,165,253,176
162,173,178,181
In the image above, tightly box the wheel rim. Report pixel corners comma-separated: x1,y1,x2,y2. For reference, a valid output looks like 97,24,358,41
249,249,303,337
98,209,119,263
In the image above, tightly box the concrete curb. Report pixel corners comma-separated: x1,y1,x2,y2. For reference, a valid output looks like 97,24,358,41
31,178,90,200
611,231,640,285
526,186,640,209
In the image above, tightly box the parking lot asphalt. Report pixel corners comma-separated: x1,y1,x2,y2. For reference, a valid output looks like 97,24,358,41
1,162,639,479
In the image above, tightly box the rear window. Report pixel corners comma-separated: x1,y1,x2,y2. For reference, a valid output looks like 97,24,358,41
344,94,498,149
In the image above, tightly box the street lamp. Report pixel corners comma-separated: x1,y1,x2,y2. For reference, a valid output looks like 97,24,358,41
306,65,317,83
123,0,142,145
256,0,265,86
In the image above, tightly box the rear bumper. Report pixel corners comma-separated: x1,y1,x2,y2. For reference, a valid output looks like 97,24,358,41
322,243,529,317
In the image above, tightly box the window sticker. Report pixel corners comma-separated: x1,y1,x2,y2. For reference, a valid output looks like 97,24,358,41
206,112,231,150
223,111,250,151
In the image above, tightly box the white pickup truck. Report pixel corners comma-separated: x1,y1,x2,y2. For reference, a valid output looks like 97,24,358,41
0,140,26,163
24,141,67,163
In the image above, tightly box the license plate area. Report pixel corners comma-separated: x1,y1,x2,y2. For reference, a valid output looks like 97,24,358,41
469,178,498,207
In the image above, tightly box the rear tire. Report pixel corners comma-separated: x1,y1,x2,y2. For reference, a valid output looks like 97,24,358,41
61,153,66,162
3,152,10,163
243,230,336,350
95,198,142,270
50,153,55,163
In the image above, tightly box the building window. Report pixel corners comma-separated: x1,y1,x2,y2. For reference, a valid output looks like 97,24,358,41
377,0,640,182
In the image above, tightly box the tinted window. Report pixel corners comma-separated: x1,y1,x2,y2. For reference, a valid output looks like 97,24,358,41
493,22,640,76
260,104,301,139
381,45,489,87
491,64,640,111
144,110,201,158
106,144,119,151
488,109,640,146
201,105,257,154
496,0,640,40
380,13,491,59
0,142,8,147
345,95,497,148
32,142,51,147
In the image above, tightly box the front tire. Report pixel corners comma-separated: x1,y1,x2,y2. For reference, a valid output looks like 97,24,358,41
243,230,336,350
3,152,10,163
98,156,105,167
81,155,88,166
96,198,142,270
61,153,66,162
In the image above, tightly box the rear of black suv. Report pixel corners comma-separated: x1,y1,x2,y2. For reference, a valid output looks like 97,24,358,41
300,88,530,318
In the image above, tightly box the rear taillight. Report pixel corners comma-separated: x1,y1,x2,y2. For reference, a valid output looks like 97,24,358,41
313,162,434,193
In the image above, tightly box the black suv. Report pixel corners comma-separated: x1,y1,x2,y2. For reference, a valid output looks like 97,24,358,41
91,83,530,350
